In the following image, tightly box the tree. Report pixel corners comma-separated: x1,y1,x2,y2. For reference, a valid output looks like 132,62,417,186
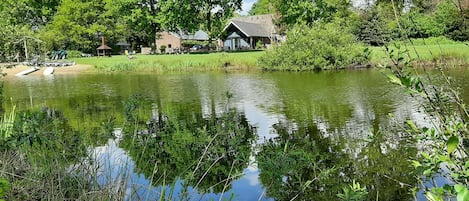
198,0,242,50
159,0,201,33
249,0,275,15
105,0,163,50
271,0,352,27
411,0,442,13
0,0,60,61
41,0,127,53
0,0,60,27
354,9,392,45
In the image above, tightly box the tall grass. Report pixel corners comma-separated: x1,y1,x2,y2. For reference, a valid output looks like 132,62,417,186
74,52,263,73
0,93,255,200
371,43,469,65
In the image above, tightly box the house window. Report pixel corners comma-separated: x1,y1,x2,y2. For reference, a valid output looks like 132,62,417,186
168,44,172,48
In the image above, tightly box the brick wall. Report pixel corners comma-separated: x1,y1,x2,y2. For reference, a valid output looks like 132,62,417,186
156,32,182,53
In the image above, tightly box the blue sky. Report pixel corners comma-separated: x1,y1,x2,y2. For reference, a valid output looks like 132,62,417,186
240,0,257,15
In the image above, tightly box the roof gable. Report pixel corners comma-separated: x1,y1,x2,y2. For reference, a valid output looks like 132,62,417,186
224,20,271,38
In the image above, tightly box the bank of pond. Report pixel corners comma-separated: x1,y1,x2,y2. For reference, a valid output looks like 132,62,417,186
71,43,469,73
1,69,469,200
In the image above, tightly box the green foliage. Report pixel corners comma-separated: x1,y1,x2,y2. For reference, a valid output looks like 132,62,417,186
0,107,92,200
0,0,60,27
0,178,9,201
41,0,125,53
66,50,83,59
354,9,391,46
384,42,469,199
255,40,263,49
161,0,241,49
337,180,368,201
119,100,255,194
259,22,369,71
455,184,469,201
400,1,464,40
123,94,146,121
0,106,15,141
160,45,167,53
249,0,274,15
256,120,346,200
272,0,352,28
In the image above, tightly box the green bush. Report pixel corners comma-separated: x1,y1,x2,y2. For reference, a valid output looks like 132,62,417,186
259,22,370,71
160,45,166,53
66,50,83,59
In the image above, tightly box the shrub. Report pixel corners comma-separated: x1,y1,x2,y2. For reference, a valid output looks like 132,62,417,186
66,50,83,59
259,22,370,71
159,45,166,54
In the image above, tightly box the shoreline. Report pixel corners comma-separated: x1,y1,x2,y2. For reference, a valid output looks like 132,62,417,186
0,64,94,78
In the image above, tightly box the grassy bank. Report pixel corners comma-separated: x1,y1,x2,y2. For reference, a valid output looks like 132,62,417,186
73,44,468,73
74,51,263,73
370,44,469,65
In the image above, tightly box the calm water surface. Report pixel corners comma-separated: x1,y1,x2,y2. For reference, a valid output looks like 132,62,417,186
3,69,469,200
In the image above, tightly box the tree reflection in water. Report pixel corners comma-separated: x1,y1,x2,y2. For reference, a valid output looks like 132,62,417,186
257,119,418,200
119,101,256,198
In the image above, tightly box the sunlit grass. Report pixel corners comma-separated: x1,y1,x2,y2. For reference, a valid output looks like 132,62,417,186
75,51,264,72
73,43,468,72
370,44,469,65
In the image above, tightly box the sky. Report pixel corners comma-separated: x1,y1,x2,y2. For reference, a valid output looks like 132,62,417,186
240,0,257,15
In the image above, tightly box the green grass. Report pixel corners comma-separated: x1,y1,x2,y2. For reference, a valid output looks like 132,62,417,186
73,43,468,73
75,51,264,73
370,44,469,65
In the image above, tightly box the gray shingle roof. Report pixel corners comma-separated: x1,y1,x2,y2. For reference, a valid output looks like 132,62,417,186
171,30,209,40
228,20,271,37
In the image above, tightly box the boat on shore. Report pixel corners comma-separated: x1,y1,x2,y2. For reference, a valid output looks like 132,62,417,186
43,67,54,75
15,67,39,76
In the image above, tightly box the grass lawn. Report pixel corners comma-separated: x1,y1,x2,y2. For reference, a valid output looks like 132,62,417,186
73,44,468,73
74,51,264,72
370,44,469,65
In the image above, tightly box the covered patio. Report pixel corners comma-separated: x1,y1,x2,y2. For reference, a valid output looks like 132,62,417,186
221,20,272,50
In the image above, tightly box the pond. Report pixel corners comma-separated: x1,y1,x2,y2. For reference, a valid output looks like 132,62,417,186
3,68,469,200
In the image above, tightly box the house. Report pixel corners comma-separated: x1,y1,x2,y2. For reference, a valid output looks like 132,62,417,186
156,30,209,53
221,14,282,50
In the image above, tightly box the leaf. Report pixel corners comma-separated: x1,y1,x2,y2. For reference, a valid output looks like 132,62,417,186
386,73,402,86
411,160,422,168
422,152,431,160
406,120,419,132
455,184,469,201
447,136,459,154
426,191,443,201
424,168,434,176
438,155,450,163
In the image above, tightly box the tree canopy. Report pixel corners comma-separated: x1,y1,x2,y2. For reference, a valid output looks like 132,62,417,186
0,0,467,62
0,0,242,61
249,0,274,15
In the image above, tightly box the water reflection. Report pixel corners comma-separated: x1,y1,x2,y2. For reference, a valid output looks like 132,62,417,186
87,99,264,200
4,69,468,200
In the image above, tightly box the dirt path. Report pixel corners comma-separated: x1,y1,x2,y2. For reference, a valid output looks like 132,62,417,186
1,64,94,77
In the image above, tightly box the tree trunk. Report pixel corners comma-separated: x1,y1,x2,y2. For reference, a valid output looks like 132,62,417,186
206,0,212,51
